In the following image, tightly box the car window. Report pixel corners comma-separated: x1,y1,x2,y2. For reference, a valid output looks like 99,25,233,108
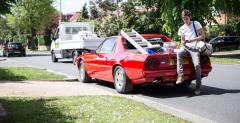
65,27,71,34
230,37,237,42
9,43,22,48
146,38,165,46
97,38,116,53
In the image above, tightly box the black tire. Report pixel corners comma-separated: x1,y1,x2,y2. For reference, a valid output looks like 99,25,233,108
114,66,133,93
237,45,240,50
3,51,6,57
78,61,91,83
6,52,10,57
72,51,79,65
174,80,192,89
22,52,26,57
214,46,220,52
51,51,58,62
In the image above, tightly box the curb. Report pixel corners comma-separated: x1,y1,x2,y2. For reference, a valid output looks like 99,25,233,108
6,61,78,81
122,95,217,123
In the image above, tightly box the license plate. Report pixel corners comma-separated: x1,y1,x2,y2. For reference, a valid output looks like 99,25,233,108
14,51,21,53
168,58,189,65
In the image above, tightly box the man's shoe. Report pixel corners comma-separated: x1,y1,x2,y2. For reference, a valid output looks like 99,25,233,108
176,76,184,84
194,88,201,95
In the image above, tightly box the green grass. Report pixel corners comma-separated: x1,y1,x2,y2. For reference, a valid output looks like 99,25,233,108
0,96,187,123
210,57,240,64
0,67,65,80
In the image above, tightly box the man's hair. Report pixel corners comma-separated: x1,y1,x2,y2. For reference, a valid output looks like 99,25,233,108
181,9,191,17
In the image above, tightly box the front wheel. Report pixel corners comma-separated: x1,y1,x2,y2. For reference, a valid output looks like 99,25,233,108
51,51,58,62
6,52,10,57
72,51,79,65
114,66,133,93
78,61,91,83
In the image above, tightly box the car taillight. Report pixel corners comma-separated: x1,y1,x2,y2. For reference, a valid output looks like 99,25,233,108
145,58,160,69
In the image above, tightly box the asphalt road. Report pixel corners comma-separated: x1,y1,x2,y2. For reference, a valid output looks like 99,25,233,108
1,51,240,123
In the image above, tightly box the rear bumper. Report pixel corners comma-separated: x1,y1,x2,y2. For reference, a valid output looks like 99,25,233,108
8,50,24,54
131,66,212,84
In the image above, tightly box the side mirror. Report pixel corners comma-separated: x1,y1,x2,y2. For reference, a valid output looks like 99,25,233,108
51,36,56,41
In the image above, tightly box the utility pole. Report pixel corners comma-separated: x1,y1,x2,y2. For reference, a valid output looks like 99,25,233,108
116,0,119,30
59,0,62,25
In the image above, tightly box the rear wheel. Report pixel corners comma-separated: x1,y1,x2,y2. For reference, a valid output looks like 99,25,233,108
3,51,6,57
51,51,58,62
22,52,26,57
174,80,192,89
114,66,133,93
78,61,91,83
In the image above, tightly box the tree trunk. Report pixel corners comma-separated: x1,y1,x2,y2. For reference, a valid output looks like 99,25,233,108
30,28,38,50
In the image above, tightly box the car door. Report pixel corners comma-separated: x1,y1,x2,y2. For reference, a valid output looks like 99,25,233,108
88,37,117,80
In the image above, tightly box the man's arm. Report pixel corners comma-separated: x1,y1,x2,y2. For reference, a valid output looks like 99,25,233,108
190,28,205,42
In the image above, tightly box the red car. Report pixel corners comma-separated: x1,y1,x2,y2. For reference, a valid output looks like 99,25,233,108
75,34,212,93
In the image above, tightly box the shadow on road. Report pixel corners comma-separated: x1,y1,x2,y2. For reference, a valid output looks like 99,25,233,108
25,54,50,57
95,81,240,97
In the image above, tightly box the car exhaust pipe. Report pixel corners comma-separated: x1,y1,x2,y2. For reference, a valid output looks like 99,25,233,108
152,78,163,83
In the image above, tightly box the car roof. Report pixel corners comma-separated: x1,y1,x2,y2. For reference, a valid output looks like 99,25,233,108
215,36,240,38
9,42,22,44
110,34,172,42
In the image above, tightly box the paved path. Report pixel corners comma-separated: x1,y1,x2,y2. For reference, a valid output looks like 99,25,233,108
0,81,115,97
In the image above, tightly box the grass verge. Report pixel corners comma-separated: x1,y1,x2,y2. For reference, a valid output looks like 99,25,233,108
210,57,240,64
0,96,187,123
0,67,65,80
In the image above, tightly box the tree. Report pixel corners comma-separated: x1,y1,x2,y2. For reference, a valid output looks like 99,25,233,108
139,0,240,40
0,17,15,42
95,16,118,36
81,3,89,19
120,0,163,34
90,3,100,19
0,0,15,15
6,0,56,49
97,0,117,16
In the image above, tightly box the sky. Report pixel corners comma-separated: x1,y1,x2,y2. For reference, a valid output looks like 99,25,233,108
53,0,89,14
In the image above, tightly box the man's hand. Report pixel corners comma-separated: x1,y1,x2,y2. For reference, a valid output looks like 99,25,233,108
181,35,187,45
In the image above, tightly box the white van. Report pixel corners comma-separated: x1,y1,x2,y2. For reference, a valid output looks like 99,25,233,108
50,22,105,63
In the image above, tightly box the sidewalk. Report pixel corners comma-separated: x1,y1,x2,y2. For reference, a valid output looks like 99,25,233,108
0,81,115,97
211,50,240,56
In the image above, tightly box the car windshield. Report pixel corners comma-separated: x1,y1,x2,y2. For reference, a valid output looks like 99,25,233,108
146,38,165,45
9,43,22,48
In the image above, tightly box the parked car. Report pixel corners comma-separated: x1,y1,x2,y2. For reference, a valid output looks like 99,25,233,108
209,36,240,52
3,42,26,57
75,34,212,93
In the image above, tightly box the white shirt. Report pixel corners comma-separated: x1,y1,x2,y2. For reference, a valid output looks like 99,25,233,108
178,21,202,48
